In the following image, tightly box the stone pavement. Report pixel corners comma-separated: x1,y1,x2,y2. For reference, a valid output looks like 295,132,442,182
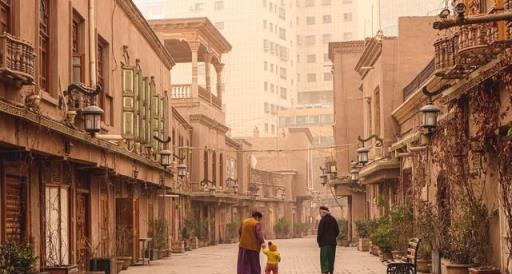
123,237,386,274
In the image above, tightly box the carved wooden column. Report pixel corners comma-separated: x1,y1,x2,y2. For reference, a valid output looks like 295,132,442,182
188,41,201,98
214,63,225,106
204,53,212,103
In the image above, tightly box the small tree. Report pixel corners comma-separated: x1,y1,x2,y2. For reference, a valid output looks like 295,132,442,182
336,219,348,241
273,218,290,238
148,219,168,250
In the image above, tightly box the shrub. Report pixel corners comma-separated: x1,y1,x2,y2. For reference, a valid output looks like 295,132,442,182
274,218,290,238
336,219,348,240
0,242,37,274
369,217,394,253
355,220,369,238
148,219,168,250
226,220,240,241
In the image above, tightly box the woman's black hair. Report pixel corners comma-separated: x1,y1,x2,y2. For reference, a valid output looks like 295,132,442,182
252,211,263,218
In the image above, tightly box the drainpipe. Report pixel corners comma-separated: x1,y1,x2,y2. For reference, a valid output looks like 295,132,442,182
89,0,97,87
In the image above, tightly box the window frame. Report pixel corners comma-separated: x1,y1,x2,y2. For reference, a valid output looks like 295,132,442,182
39,0,50,93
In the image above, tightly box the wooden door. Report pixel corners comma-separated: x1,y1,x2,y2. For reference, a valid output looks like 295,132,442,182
115,198,139,258
76,193,89,272
2,174,27,243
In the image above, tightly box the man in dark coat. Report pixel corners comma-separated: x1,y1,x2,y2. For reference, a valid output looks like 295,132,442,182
316,206,339,274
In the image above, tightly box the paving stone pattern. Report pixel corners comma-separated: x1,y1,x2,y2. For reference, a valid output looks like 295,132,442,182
123,237,386,274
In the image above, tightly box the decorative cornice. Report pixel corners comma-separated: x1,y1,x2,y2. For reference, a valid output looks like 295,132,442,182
225,137,241,150
172,107,192,131
149,17,232,56
359,158,400,184
354,37,383,78
118,0,175,68
328,40,365,61
0,99,166,172
189,114,229,133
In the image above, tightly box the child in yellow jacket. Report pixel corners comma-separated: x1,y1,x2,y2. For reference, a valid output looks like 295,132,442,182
262,241,281,274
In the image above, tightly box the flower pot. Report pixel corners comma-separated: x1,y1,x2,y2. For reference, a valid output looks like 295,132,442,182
171,241,185,253
88,258,112,274
115,260,123,274
468,267,500,274
159,249,169,258
116,257,132,270
41,265,79,274
371,245,380,256
381,251,393,261
358,238,370,252
416,259,432,273
441,259,471,274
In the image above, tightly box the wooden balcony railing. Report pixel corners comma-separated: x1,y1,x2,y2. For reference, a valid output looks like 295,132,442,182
0,33,35,87
434,17,512,79
403,58,435,100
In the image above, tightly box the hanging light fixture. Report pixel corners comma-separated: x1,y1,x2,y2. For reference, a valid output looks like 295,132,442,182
82,104,103,134
177,162,187,178
159,149,172,168
357,147,369,165
420,104,441,129
350,168,360,182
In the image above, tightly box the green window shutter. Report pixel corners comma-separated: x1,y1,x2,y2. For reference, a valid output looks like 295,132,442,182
149,78,156,148
140,77,148,144
159,97,165,151
133,70,141,141
121,67,135,139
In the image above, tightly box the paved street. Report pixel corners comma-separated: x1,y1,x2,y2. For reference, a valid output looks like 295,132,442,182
123,237,386,274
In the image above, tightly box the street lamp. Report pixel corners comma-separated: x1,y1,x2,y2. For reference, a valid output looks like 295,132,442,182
350,168,360,182
65,83,103,135
225,177,239,194
154,136,188,174
356,135,383,165
82,105,103,134
420,86,450,131
319,166,329,186
200,178,216,195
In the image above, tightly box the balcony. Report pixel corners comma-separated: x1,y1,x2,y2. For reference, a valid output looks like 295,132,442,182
0,33,35,87
403,58,435,100
434,20,511,79
171,84,222,110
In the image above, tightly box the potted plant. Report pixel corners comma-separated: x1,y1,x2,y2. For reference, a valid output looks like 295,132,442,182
115,224,132,270
441,197,490,274
273,218,290,239
336,219,349,247
148,219,169,259
355,220,370,251
87,239,111,274
225,220,240,243
369,217,394,261
0,242,38,274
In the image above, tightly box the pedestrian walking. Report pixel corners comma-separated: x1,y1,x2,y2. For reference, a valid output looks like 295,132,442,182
262,241,281,274
316,206,339,274
237,211,265,274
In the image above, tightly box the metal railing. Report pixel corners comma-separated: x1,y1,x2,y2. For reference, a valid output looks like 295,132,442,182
403,58,435,100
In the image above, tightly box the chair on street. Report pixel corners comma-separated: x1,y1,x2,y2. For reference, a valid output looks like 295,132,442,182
385,238,421,274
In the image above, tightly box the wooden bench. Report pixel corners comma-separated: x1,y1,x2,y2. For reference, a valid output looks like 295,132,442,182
385,238,421,274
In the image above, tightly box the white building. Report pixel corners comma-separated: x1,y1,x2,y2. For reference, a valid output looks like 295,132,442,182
358,0,445,37
135,0,298,137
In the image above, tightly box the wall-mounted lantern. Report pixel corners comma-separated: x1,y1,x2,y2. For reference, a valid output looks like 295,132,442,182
420,86,449,131
356,135,383,166
154,136,188,175
65,84,103,136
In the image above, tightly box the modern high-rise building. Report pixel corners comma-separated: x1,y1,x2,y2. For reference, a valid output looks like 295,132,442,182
358,0,445,37
135,0,298,137
296,0,358,106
